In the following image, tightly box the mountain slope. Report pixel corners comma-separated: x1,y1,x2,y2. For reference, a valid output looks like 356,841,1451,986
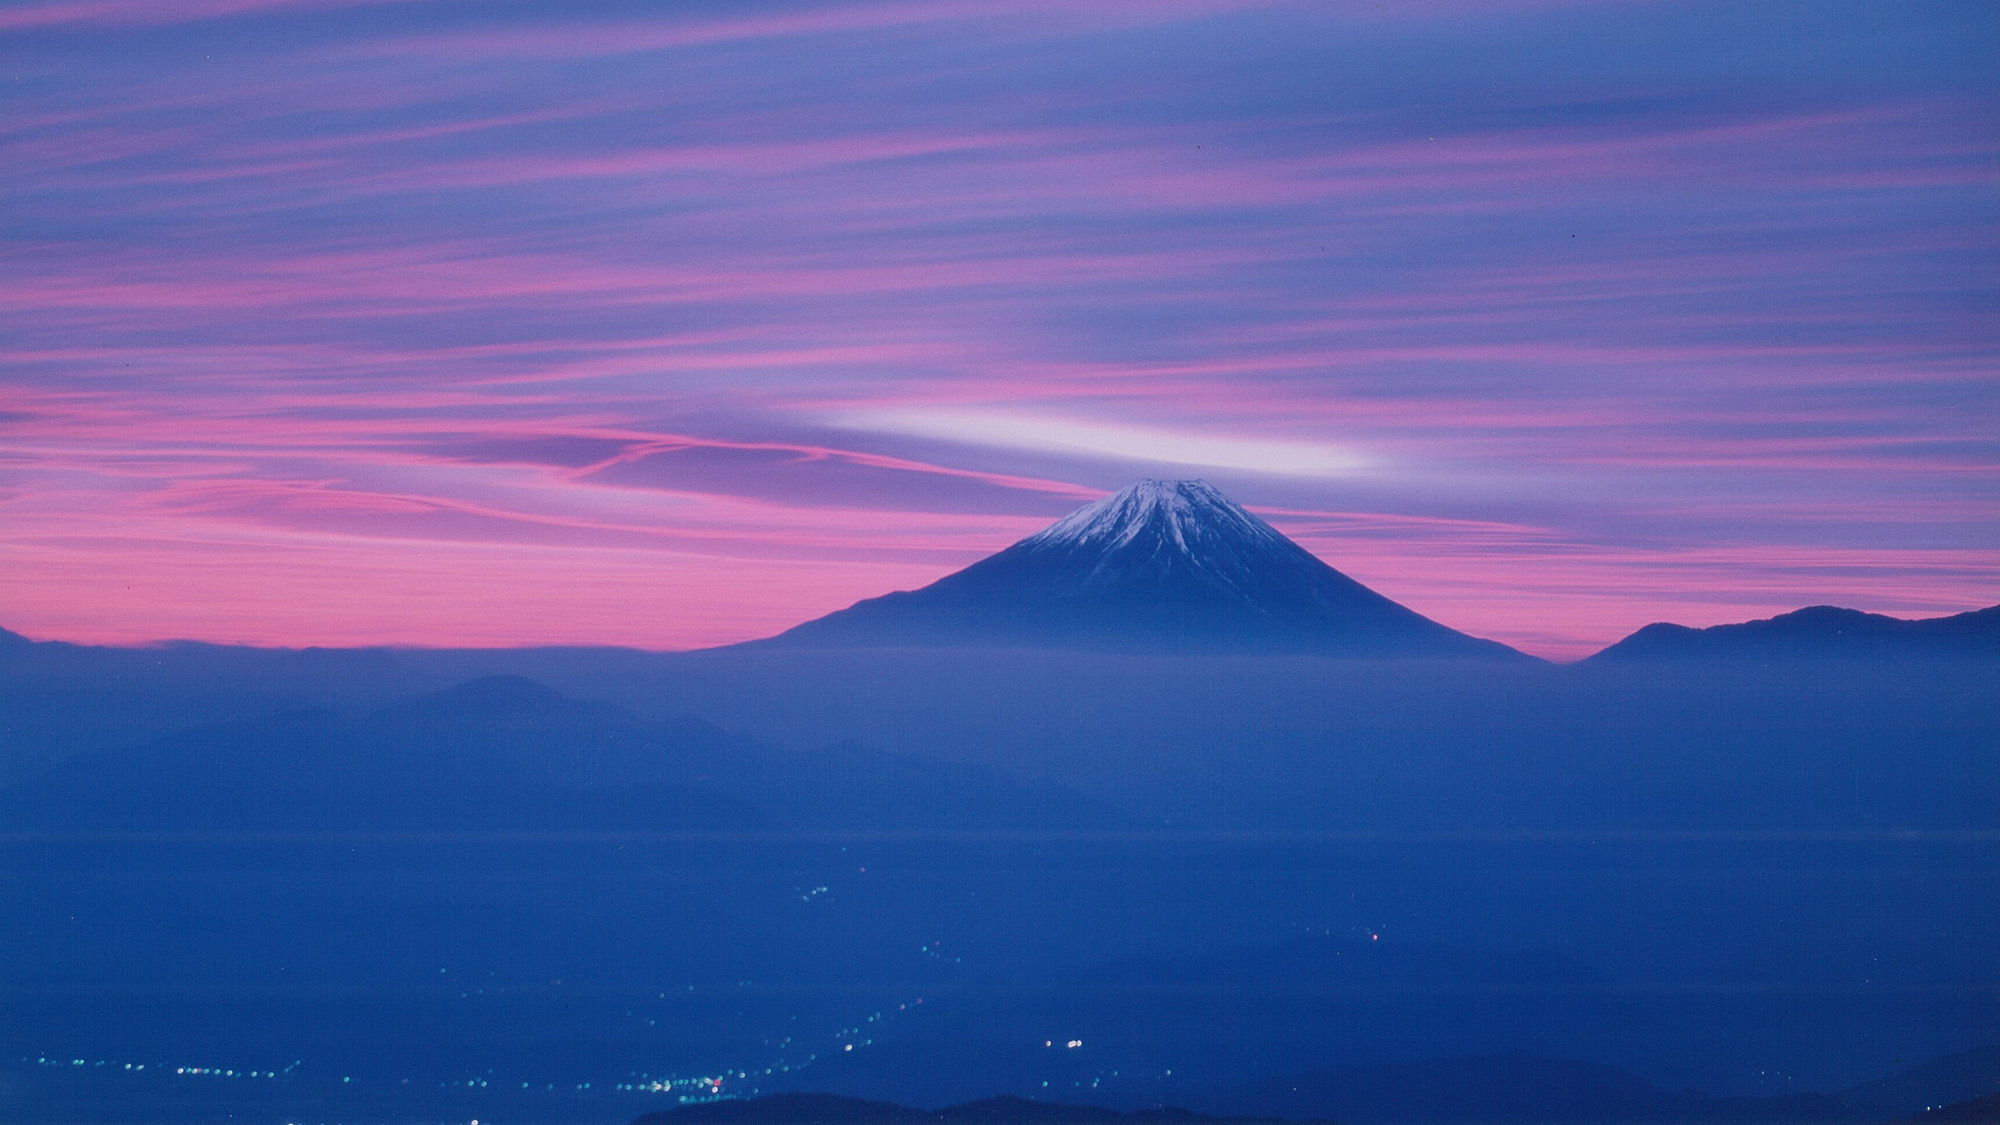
1839,1045,2000,1117
1895,1091,2000,1123
0,676,1117,833
760,480,1523,659
1195,1053,1879,1124
635,1093,1311,1125
1587,605,2000,663
1196,1043,2000,1124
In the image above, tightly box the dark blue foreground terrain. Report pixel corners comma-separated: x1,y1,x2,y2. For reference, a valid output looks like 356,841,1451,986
3,613,1997,1124
3,488,1995,1124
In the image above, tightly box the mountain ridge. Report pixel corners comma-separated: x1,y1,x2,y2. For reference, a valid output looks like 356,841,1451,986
635,1093,1306,1125
1588,604,2000,663
1194,1052,1890,1124
0,675,1122,833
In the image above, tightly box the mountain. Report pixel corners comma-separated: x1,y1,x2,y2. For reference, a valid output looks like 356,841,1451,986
1840,1046,2000,1118
635,1093,1305,1125
1587,605,2000,663
1894,1091,2000,1123
1195,1053,1879,1125
758,480,1524,659
0,675,1117,833
0,633,448,785
628,1050,2000,1125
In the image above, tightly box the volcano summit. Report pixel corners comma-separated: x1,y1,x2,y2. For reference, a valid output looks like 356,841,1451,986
760,480,1526,659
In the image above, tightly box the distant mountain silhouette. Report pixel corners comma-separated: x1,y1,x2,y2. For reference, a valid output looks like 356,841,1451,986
1196,1053,1884,1124
1894,1091,2000,1123
0,675,1117,833
1844,1046,2000,1119
631,1045,2000,1125
1588,605,2000,662
757,480,1524,659
635,1093,1301,1125
383,670,576,717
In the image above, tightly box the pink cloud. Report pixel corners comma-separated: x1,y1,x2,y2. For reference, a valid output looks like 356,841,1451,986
0,0,377,32
338,1,1282,63
3,4,1991,656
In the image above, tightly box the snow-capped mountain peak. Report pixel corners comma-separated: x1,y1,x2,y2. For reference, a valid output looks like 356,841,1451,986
1024,479,1281,557
1001,479,1317,605
758,479,1527,659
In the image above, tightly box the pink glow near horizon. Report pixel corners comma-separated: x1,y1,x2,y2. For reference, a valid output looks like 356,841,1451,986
2,1,1994,657
9,493,1989,659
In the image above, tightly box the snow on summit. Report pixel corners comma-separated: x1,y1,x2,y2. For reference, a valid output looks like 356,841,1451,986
1011,479,1313,604
1028,480,1283,555
758,480,1529,658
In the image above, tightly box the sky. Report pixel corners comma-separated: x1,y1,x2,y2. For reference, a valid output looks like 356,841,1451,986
1,0,1994,660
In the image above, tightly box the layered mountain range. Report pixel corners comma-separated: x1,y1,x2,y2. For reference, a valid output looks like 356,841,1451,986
0,675,1113,834
0,481,1995,1125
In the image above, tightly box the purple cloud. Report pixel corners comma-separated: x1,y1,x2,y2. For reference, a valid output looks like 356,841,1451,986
1,0,1994,654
